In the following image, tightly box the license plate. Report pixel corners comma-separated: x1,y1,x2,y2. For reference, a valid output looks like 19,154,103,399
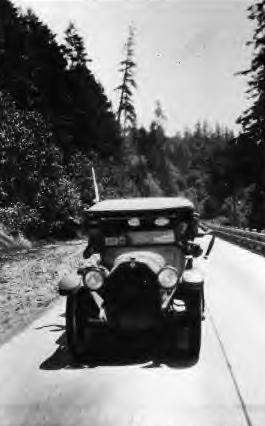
105,236,126,246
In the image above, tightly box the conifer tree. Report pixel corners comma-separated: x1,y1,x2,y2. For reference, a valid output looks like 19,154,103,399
62,22,119,154
237,1,265,229
116,25,137,133
63,22,91,69
153,100,167,131
0,0,23,97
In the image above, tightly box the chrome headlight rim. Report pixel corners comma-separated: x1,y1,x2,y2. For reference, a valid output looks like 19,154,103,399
83,267,105,291
158,265,179,289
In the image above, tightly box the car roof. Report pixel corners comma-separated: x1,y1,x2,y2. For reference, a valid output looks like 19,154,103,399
87,197,194,213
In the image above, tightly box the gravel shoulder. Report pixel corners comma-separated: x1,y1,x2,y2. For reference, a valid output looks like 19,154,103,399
0,240,86,345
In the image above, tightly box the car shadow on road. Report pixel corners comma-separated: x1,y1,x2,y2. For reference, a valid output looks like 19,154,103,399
39,326,198,370
39,330,88,370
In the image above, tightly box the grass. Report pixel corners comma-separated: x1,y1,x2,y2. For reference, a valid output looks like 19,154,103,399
0,240,86,345
0,226,32,251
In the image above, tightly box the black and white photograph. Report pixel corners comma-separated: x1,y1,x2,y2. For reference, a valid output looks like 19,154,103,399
0,0,265,425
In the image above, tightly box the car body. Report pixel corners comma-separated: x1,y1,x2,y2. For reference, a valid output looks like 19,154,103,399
59,197,215,361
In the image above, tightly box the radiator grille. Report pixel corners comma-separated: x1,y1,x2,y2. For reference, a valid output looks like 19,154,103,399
105,262,161,330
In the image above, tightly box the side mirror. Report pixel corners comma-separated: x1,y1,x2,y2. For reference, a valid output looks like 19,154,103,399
185,242,203,257
197,229,211,237
204,235,215,259
83,246,91,259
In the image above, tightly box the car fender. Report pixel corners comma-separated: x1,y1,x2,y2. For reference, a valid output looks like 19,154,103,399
58,272,81,296
181,268,204,288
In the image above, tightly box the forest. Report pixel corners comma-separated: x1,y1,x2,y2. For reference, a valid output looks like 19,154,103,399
0,0,265,242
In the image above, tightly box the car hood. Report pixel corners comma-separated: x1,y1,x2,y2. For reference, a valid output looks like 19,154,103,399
110,250,166,274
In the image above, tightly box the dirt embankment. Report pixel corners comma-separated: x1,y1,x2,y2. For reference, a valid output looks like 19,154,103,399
0,240,86,345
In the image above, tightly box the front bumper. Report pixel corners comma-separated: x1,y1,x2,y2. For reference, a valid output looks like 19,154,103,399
75,286,199,331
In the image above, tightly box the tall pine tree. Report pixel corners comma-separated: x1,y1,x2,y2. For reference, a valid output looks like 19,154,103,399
63,22,91,69
237,1,265,229
62,22,120,155
116,25,137,133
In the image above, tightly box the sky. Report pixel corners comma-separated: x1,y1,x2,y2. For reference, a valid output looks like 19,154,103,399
13,0,254,135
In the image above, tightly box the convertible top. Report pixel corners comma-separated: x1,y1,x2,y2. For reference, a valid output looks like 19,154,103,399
87,197,194,214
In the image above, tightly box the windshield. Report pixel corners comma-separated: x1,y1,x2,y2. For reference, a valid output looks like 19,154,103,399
85,216,194,252
105,229,175,247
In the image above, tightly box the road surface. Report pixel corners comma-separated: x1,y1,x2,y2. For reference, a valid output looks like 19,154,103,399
0,238,265,426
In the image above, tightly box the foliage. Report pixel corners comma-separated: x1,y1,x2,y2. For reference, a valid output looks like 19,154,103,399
0,0,129,238
0,92,63,206
0,1,120,157
135,113,241,221
35,176,82,237
0,203,40,236
135,102,188,198
61,22,120,155
2,0,264,237
0,92,83,236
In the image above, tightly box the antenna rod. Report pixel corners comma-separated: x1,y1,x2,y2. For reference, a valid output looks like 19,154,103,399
92,167,100,203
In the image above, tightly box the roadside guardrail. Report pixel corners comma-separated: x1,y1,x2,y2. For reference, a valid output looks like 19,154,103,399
202,223,265,256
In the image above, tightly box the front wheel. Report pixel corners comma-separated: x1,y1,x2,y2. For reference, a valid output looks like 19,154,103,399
66,294,88,360
166,294,202,362
165,317,201,362
185,317,201,359
185,293,202,359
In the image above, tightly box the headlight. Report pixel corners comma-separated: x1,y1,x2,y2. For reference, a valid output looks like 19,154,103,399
83,269,104,290
158,266,179,289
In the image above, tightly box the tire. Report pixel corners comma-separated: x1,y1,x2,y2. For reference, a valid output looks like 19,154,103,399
186,317,201,359
166,318,201,362
186,292,202,359
166,294,202,362
66,293,88,360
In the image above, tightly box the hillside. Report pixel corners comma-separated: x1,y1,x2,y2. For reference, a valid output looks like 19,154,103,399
1,0,264,237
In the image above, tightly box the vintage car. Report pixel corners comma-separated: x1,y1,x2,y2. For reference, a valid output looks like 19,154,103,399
59,197,215,361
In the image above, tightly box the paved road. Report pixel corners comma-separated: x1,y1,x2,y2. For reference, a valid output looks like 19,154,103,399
0,239,264,426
